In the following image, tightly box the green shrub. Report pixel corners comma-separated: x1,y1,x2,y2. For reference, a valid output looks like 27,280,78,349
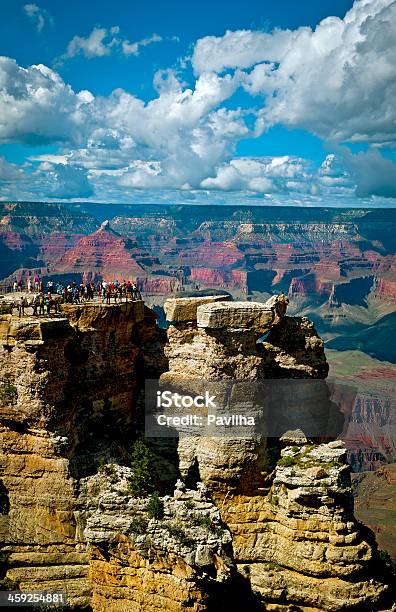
98,461,118,483
270,494,279,505
129,440,155,497
278,455,297,467
0,576,19,590
165,522,194,547
138,535,152,559
0,377,17,406
130,515,149,534
198,515,215,530
196,515,222,535
146,491,164,520
378,549,396,574
266,561,281,571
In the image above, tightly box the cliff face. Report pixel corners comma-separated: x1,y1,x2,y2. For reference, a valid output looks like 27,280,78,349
225,440,391,611
54,221,145,281
2,205,396,326
0,301,161,606
161,296,393,611
82,470,234,612
0,296,394,611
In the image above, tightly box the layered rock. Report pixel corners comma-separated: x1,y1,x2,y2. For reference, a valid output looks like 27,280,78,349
1,294,394,611
0,302,161,607
228,440,392,610
196,295,288,332
164,294,231,323
81,469,234,612
54,220,145,282
190,268,247,292
161,294,394,610
161,295,334,501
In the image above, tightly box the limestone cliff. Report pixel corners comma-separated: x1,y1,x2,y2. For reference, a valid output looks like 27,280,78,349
161,295,394,610
0,302,162,607
0,295,394,611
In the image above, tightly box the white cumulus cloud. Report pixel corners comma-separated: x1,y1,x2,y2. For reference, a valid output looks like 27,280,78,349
193,0,396,144
62,26,120,60
2,0,396,204
0,57,93,145
201,156,311,193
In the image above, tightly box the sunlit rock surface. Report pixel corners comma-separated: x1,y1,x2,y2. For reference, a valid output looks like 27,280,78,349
0,296,394,610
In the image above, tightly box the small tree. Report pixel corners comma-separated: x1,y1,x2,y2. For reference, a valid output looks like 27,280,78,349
129,439,155,496
146,491,164,520
0,376,17,406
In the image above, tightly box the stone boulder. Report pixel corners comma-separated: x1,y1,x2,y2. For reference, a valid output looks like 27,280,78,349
197,294,288,332
164,294,231,322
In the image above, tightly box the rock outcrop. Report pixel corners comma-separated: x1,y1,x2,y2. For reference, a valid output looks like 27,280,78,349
81,469,234,612
164,294,231,323
196,295,287,332
230,440,392,611
160,294,394,610
0,301,162,607
0,295,394,611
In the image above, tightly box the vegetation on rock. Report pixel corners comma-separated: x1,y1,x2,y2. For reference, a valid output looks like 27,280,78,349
129,439,156,496
146,491,164,520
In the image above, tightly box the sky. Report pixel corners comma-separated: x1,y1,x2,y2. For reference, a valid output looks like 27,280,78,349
0,0,396,207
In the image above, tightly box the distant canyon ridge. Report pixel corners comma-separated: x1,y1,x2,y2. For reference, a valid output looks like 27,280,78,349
1,200,396,556
1,202,395,306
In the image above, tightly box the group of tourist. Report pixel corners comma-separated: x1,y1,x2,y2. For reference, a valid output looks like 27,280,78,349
9,277,143,317
60,280,142,304
16,293,61,318
12,275,44,293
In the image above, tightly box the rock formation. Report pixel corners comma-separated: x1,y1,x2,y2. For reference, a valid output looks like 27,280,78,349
228,440,392,611
0,294,394,611
161,294,394,610
54,221,145,282
0,301,162,606
82,470,234,612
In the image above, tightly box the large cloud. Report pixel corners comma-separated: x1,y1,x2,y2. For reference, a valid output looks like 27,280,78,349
193,0,396,144
58,71,246,189
0,57,93,145
0,59,247,195
1,0,396,203
0,158,92,201
0,157,24,183
342,148,396,198
200,156,312,193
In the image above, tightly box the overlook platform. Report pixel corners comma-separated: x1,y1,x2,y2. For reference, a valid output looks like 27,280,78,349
0,300,146,343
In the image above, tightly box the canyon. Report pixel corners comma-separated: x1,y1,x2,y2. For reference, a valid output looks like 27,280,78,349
1,203,396,312
1,202,395,476
0,295,395,610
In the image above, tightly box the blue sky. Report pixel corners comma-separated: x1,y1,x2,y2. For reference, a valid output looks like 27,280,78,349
0,0,395,206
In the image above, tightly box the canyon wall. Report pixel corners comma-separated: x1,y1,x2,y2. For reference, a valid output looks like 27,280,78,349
161,295,393,611
0,296,394,611
0,301,161,607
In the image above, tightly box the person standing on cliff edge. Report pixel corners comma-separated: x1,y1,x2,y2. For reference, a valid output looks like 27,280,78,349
18,296,26,317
